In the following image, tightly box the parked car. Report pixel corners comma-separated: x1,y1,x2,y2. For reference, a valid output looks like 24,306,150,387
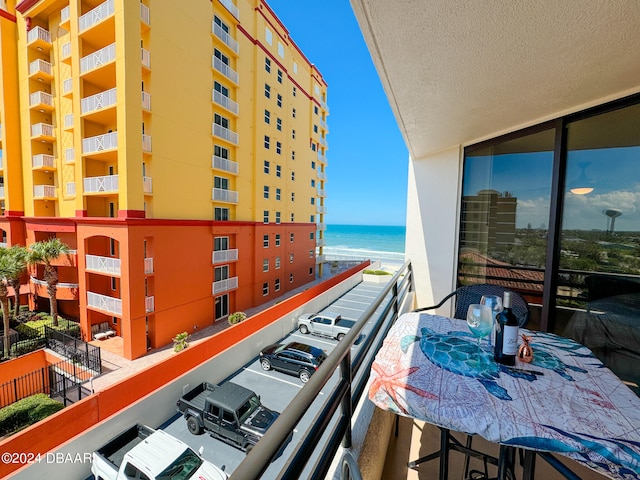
259,342,328,383
297,311,355,340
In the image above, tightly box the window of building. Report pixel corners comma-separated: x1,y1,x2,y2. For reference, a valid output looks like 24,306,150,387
311,160,315,169
292,108,296,118
263,210,269,223
275,257,281,269
214,237,229,251
264,186,269,199
311,197,315,205
214,113,229,129
290,233,295,242
310,215,315,223
293,86,297,97
291,192,295,202
109,238,116,256
111,277,117,291
311,179,315,187
277,94,282,107
264,160,270,174
277,41,284,58
275,278,281,292
265,84,271,99
214,81,229,98
264,136,270,149
263,259,269,272
263,235,269,248
310,231,315,239
314,105,319,115
215,144,229,160
291,213,295,222
265,27,273,45
276,118,282,131
309,267,314,275
275,233,281,246
263,282,269,296
265,57,271,73
313,125,318,133
214,16,229,34
311,143,317,152
277,69,283,83
276,165,281,177
215,265,229,282
214,49,229,66
292,130,296,140
276,142,282,154
214,176,228,190
292,150,296,160
291,171,295,181
309,250,314,258
215,294,229,320
276,188,281,200
215,207,229,221
290,273,294,283
290,253,294,263
264,110,270,124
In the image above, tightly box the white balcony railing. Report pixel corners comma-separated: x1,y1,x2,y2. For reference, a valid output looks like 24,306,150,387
144,257,154,274
31,123,54,138
27,26,51,45
0,187,5,198
212,155,239,175
212,57,238,84
140,3,150,25
61,42,71,59
79,0,115,33
212,188,238,204
0,153,3,169
84,174,118,193
66,182,76,196
143,176,152,193
86,254,121,275
61,5,70,23
219,0,239,19
213,249,238,264
142,91,151,110
319,136,328,147
80,43,116,74
32,154,55,169
212,21,239,54
317,239,326,247
317,188,326,197
142,134,152,153
141,48,150,69
212,276,238,295
212,123,238,145
65,148,75,163
82,131,118,154
87,291,122,315
317,171,327,180
81,87,116,114
145,296,154,313
33,185,56,198
320,118,329,130
317,205,327,214
29,91,53,108
213,90,239,115
29,59,52,77
64,114,73,129
63,78,73,95
317,152,327,163
317,223,326,230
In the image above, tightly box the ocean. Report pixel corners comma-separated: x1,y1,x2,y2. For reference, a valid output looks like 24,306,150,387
322,224,406,268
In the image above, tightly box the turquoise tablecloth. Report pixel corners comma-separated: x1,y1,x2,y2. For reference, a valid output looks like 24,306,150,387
369,312,640,479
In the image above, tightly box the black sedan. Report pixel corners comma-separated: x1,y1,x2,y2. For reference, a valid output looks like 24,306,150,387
259,342,327,383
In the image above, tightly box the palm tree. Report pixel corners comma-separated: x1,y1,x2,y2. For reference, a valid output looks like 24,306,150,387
5,246,28,317
27,238,70,327
0,249,24,358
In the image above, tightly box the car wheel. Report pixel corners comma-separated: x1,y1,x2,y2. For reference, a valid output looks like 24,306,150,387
260,358,271,371
337,333,345,341
299,369,311,383
299,325,309,334
186,416,203,435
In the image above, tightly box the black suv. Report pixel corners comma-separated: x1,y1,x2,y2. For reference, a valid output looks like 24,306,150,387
259,342,327,383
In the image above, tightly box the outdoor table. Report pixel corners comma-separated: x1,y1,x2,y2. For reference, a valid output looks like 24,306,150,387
368,312,640,479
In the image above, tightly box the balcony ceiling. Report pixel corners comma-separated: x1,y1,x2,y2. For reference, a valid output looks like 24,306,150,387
350,0,640,160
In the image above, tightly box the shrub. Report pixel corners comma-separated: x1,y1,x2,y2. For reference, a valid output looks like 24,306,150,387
228,311,247,325
9,338,46,356
363,269,392,276
172,332,189,352
0,394,64,437
17,316,81,338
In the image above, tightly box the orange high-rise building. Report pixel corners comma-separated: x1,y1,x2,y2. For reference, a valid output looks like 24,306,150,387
0,0,329,359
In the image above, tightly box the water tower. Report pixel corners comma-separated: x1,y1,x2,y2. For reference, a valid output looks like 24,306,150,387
603,209,622,233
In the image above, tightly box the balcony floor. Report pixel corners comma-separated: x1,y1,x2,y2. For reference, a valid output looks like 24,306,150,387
385,415,609,480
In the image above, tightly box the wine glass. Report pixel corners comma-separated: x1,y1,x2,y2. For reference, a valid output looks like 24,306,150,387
466,304,493,351
480,295,503,346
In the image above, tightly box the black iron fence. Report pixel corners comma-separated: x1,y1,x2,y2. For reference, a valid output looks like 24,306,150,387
0,321,81,359
44,326,101,373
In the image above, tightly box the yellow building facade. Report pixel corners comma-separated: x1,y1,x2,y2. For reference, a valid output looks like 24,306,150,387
0,0,328,359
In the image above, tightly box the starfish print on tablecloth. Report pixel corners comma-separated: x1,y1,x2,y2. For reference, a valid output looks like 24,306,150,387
370,363,438,415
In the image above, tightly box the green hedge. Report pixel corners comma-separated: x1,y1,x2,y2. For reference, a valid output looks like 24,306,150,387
15,316,80,338
363,269,392,276
0,394,64,437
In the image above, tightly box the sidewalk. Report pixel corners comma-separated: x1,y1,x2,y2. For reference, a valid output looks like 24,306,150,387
89,261,364,392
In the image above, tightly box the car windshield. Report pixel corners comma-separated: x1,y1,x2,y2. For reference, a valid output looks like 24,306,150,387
274,344,287,354
237,395,260,422
156,448,203,480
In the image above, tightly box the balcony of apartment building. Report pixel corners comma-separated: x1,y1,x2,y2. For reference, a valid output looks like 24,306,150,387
212,122,238,145
30,276,79,301
212,154,239,175
219,0,239,20
212,247,238,265
317,150,327,164
213,88,239,116
80,43,116,89
32,153,56,172
140,2,150,29
212,275,238,295
29,91,54,113
212,18,239,56
212,53,239,85
80,87,116,125
83,174,118,195
82,131,118,159
28,58,53,84
26,25,52,52
78,0,115,46
212,186,238,204
317,186,327,197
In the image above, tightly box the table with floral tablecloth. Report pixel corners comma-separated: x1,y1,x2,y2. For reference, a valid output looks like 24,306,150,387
369,312,640,479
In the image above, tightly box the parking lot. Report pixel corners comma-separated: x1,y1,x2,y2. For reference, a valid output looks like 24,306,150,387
158,279,390,475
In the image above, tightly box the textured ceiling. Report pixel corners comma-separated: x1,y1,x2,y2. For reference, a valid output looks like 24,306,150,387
350,0,640,160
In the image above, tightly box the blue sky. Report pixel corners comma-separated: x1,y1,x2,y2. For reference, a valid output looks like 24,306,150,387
266,0,409,226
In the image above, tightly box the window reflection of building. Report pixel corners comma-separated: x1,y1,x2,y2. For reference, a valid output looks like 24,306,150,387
460,189,517,255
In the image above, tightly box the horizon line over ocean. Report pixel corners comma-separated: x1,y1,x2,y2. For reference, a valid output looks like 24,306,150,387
322,224,406,266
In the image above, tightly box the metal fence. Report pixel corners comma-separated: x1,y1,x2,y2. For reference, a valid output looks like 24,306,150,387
0,321,81,359
44,326,101,373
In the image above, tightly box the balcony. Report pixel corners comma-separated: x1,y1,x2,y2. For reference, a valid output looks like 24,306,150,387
84,174,118,193
212,56,238,84
87,291,122,316
212,123,238,145
317,171,327,180
212,248,238,264
0,187,4,198
33,185,56,199
32,154,55,170
316,238,326,247
317,188,327,197
317,205,327,214
212,21,239,54
80,43,116,74
319,118,329,131
65,148,75,163
219,0,239,19
317,151,327,163
140,3,150,26
63,78,73,95
61,42,71,61
212,155,239,175
64,114,73,129
144,257,154,274
141,48,151,69
143,176,152,194
79,0,115,33
29,91,54,111
142,91,151,111
0,153,3,169
82,131,118,155
85,254,121,275
28,59,53,80
212,187,238,204
145,296,154,313
31,123,54,141
212,90,239,115
66,182,75,196
212,276,238,295
142,134,152,153
319,136,328,147
31,277,78,300
27,26,51,50
60,5,70,25
81,87,116,115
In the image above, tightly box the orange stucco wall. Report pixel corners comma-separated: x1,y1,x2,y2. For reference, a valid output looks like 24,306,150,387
0,261,369,478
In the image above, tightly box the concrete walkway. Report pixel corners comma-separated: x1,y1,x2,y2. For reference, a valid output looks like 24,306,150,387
89,261,365,392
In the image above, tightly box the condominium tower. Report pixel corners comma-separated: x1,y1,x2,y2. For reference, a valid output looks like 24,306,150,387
0,0,329,359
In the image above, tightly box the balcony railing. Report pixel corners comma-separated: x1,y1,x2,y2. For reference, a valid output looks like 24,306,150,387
141,48,150,69
86,254,121,275
33,185,56,199
319,136,328,147
31,123,54,138
317,205,327,214
212,188,238,204
29,59,52,77
32,154,55,169
144,257,154,274
84,174,118,193
212,21,239,54
316,239,326,247
81,87,116,114
66,182,75,196
317,171,327,180
219,0,239,19
212,249,238,264
317,152,327,163
61,5,70,23
80,43,116,74
0,154,3,169
212,276,238,295
143,176,152,193
317,188,326,197
82,131,118,154
140,3,150,25
65,148,75,163
0,187,5,198
27,26,51,45
29,91,53,109
213,90,239,115
142,91,151,111
61,42,71,59
212,57,238,84
63,78,73,95
212,123,238,145
79,0,115,33
212,155,239,175
87,291,122,316
142,134,152,153
145,296,154,313
64,114,73,129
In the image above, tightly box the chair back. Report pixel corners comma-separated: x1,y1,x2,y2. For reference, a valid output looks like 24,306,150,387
453,284,529,327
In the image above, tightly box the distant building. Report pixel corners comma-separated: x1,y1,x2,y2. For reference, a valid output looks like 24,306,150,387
460,189,517,254
0,0,328,359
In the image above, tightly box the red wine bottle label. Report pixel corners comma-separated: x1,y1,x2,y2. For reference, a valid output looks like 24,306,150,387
503,325,519,355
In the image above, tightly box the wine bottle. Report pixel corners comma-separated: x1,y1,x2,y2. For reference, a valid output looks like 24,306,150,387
494,291,519,366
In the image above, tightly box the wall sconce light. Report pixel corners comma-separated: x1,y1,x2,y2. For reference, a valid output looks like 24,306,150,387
569,162,594,195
